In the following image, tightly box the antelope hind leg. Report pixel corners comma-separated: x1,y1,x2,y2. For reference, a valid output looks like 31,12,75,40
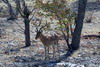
52,45,56,60
44,46,47,61
57,44,60,60
47,46,50,60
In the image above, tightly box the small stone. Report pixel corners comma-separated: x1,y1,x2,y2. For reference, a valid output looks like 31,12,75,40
77,65,85,67
78,55,81,57
70,64,77,67
88,64,96,67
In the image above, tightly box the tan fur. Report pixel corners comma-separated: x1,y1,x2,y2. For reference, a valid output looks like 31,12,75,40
38,33,60,60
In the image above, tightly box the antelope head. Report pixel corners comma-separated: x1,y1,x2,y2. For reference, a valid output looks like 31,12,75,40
35,19,47,39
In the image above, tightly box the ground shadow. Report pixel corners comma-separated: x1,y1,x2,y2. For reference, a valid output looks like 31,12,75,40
10,47,76,67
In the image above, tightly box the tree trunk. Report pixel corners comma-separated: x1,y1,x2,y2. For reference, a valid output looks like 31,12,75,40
71,0,87,50
24,18,31,47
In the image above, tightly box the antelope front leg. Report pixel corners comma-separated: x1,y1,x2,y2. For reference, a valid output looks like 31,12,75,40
52,45,55,60
47,46,49,60
57,44,60,60
44,46,47,61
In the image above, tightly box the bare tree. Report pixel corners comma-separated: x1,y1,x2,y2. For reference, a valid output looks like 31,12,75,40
71,0,87,50
15,0,36,47
2,0,18,20
35,0,75,50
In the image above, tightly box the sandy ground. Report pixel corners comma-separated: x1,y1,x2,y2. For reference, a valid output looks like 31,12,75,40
0,3,100,66
0,17,100,67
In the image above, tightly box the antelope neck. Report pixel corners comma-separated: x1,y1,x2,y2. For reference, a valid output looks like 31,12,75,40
39,33,47,42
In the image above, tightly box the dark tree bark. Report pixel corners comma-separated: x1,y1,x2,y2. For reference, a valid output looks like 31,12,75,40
23,5,31,47
71,0,87,50
24,18,31,47
15,0,31,47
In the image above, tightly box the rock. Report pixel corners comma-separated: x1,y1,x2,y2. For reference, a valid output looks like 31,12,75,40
77,65,85,67
56,62,84,67
88,64,96,67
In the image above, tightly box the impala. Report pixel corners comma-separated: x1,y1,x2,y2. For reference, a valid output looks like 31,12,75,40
35,20,60,60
